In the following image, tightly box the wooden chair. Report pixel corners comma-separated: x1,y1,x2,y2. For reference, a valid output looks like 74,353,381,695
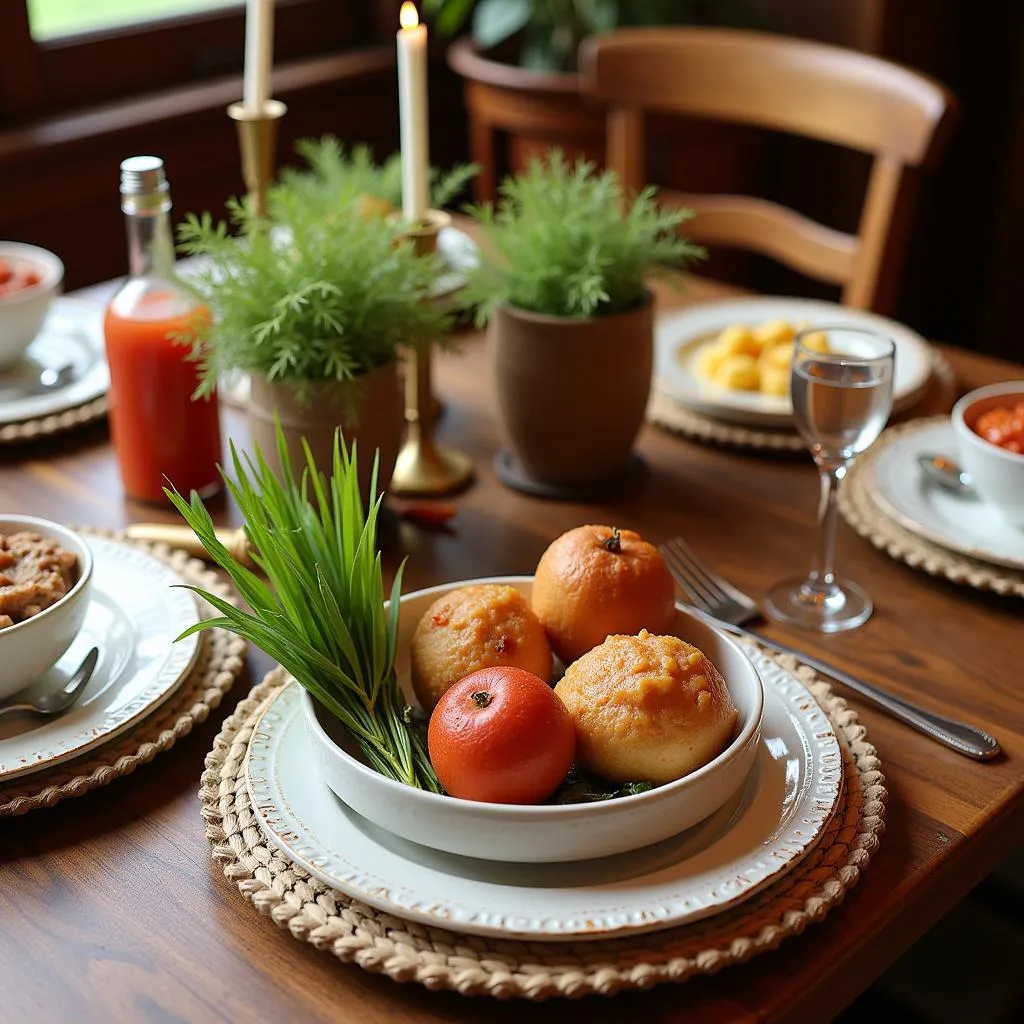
580,28,957,310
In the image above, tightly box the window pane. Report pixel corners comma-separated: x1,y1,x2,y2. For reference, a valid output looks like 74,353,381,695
28,0,237,40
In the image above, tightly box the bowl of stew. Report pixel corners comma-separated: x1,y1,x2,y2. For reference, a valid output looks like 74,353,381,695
952,381,1024,525
0,242,65,368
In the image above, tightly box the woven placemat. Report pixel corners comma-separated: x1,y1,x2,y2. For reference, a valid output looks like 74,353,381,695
0,395,108,445
840,418,1024,598
648,347,956,454
200,652,885,1000
0,530,246,816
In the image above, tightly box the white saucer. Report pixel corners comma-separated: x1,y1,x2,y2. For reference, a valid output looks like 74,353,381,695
0,297,109,425
655,296,933,428
870,419,1024,570
245,648,843,943
0,536,200,782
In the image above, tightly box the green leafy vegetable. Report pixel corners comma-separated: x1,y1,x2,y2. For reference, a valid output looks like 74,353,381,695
166,423,441,791
549,763,653,804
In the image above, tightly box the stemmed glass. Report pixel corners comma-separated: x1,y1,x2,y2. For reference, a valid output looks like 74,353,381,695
765,326,896,633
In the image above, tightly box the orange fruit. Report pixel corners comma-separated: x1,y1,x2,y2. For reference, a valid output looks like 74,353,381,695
410,584,552,711
554,630,738,784
427,666,575,804
532,525,676,664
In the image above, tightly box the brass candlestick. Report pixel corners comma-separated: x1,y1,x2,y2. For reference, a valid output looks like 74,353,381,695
390,209,474,497
227,99,287,218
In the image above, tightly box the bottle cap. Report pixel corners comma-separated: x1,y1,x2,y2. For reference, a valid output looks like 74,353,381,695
119,156,168,196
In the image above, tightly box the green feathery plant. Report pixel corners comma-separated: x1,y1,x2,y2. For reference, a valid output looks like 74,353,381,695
461,151,705,323
278,136,478,217
166,424,441,791
176,172,452,403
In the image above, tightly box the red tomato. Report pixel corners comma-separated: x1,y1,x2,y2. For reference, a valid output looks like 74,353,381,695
427,666,575,804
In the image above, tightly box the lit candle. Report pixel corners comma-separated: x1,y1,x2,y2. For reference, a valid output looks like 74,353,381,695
243,0,274,115
397,1,429,223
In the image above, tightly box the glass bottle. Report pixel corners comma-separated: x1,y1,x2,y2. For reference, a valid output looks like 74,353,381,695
103,155,222,503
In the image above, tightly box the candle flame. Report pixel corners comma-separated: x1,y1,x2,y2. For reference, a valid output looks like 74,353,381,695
400,2,419,30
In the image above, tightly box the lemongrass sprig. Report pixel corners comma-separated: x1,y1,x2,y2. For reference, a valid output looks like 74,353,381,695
165,422,440,791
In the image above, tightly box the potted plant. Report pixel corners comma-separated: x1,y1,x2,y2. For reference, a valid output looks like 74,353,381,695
462,151,703,495
176,142,455,498
426,0,761,200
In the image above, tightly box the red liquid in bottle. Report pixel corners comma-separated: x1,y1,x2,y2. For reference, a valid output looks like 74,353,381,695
104,290,222,503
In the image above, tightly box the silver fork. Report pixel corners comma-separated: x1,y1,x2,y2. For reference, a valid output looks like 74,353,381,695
660,538,1000,761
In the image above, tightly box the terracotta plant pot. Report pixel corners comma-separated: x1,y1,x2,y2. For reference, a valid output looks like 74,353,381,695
247,363,403,502
490,292,654,488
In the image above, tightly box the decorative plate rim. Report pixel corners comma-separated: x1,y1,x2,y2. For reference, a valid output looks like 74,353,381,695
244,647,843,942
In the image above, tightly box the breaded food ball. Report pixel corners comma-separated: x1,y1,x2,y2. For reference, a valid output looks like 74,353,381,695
410,584,552,711
554,630,738,785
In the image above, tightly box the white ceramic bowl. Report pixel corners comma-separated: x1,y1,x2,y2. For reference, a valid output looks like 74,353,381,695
301,576,764,863
0,515,93,699
952,381,1024,525
0,242,64,368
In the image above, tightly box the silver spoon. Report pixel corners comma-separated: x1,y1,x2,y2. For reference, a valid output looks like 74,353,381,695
0,647,99,718
917,453,976,497
0,362,75,398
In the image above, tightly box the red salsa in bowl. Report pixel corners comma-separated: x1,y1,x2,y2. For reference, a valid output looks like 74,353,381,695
974,402,1024,455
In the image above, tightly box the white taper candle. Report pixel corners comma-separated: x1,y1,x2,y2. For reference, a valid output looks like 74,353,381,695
243,0,274,115
397,2,429,223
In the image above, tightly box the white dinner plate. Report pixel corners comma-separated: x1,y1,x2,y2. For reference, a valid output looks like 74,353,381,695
0,297,109,425
0,536,200,782
655,297,934,428
870,419,1024,570
245,649,843,943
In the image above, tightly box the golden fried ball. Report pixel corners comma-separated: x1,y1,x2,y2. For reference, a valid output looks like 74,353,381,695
554,630,738,785
410,584,552,711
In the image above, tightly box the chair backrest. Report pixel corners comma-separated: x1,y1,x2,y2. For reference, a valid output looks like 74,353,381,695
580,27,956,310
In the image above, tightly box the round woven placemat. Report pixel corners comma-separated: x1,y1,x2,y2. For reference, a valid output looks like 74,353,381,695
200,652,885,1000
0,395,108,445
648,347,956,454
0,530,246,816
840,417,1024,598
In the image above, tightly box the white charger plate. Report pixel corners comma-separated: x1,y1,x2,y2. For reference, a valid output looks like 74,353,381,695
245,648,843,943
655,297,934,428
0,297,109,425
0,536,199,782
870,418,1024,571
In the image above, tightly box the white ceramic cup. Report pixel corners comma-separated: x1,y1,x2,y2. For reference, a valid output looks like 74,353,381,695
0,242,65,368
952,381,1024,525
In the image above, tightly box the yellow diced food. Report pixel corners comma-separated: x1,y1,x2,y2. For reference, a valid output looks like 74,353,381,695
800,330,830,353
713,354,760,391
760,342,794,370
759,365,790,396
752,320,796,347
696,345,727,381
716,324,761,356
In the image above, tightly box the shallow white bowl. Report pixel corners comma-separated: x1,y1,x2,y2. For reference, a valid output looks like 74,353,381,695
0,515,93,699
301,576,764,864
952,381,1024,525
0,242,64,368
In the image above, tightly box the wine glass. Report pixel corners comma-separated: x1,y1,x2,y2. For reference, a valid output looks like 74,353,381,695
764,326,896,633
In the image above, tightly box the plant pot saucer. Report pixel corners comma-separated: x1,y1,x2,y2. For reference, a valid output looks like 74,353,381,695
493,449,647,501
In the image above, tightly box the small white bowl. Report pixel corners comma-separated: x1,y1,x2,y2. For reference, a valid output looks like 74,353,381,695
952,381,1024,525
0,515,93,700
0,242,65,369
301,576,764,863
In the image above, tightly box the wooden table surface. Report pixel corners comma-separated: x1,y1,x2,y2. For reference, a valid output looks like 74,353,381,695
1,277,1022,1024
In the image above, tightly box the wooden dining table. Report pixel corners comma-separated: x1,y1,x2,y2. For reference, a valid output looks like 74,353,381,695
1,274,1022,1024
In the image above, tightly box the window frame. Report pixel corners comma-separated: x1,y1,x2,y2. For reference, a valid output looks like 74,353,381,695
0,0,387,123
